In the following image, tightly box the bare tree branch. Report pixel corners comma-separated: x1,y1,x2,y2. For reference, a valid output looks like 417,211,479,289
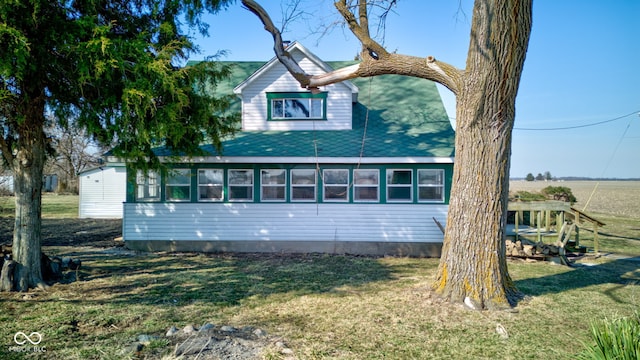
241,0,463,94
242,0,312,88
279,0,311,34
334,0,388,60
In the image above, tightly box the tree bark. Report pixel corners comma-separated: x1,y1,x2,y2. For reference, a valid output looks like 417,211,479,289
10,91,47,292
0,259,16,292
432,0,532,309
243,0,533,309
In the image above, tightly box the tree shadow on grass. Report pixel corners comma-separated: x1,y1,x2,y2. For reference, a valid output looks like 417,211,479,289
515,256,640,305
40,249,394,307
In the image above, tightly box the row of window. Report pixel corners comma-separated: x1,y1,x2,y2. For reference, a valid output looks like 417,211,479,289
136,168,445,203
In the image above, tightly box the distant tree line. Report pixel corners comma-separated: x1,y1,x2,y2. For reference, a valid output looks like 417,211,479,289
525,171,554,181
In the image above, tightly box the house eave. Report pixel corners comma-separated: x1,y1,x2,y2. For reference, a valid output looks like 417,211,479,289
158,156,455,164
233,41,359,96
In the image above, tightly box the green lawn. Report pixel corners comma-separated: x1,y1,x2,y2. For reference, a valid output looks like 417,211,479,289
0,194,79,218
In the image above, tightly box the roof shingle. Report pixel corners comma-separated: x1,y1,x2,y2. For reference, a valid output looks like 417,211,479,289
163,61,455,159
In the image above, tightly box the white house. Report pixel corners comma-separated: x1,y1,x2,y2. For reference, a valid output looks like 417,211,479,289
119,42,455,257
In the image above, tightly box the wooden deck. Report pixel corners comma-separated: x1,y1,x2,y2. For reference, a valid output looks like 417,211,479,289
507,200,605,254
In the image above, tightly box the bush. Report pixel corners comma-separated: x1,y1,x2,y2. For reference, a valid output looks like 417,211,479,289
580,312,640,360
512,191,547,202
541,186,577,203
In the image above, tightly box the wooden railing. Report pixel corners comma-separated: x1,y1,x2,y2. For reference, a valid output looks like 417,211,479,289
507,201,605,254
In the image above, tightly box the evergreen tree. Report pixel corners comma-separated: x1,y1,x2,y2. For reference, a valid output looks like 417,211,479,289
0,0,239,291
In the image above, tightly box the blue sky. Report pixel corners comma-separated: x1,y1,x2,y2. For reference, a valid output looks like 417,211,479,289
189,0,640,179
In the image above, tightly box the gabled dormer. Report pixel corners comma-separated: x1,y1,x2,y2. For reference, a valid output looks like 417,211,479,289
233,42,359,131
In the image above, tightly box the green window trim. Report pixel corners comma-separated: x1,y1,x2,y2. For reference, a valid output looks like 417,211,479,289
417,169,446,203
290,169,317,202
260,169,287,202
322,169,350,202
128,164,452,205
386,169,414,202
198,169,224,202
135,170,161,202
166,168,191,202
267,92,328,121
353,169,380,202
228,169,254,202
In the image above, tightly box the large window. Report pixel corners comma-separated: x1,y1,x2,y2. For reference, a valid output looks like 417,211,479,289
387,169,413,202
229,169,253,201
291,169,316,201
198,169,224,201
418,169,445,202
354,169,379,202
267,92,327,120
261,169,286,201
166,169,191,201
323,169,349,201
136,170,160,201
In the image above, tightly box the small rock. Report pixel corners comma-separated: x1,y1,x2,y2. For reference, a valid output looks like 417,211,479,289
220,325,236,332
166,326,179,337
121,342,143,355
137,334,158,345
199,323,215,332
463,296,479,310
253,328,267,337
183,324,197,334
275,341,287,348
281,348,294,355
496,323,509,339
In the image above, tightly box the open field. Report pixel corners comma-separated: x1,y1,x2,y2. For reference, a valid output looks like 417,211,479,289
0,185,638,359
509,180,640,219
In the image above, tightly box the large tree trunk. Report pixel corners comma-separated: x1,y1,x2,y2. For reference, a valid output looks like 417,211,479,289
242,0,533,309
10,95,47,292
432,97,519,309
432,0,532,309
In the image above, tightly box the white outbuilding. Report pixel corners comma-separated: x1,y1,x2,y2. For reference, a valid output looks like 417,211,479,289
78,165,126,219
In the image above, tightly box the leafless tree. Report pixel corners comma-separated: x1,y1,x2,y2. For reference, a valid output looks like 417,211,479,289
45,122,102,194
243,0,532,309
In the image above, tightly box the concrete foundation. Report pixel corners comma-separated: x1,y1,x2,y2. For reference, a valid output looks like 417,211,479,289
125,240,443,258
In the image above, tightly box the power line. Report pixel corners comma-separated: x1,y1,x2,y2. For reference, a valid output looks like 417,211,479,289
513,110,639,131
582,117,633,212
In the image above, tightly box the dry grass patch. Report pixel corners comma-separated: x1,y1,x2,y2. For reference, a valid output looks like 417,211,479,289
1,184,639,359
1,247,639,359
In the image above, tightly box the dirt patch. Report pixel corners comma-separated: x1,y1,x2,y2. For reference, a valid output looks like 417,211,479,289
131,325,294,359
0,217,122,247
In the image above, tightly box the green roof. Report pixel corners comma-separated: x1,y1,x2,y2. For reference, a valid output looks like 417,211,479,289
164,61,455,159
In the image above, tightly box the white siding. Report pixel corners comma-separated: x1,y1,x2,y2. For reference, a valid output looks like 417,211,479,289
79,167,126,218
123,203,447,243
241,50,354,131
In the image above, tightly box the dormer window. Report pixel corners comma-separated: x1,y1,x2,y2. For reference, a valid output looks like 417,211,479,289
267,92,327,121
